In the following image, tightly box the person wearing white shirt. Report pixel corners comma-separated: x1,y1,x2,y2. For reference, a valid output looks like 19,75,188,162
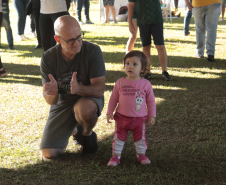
40,0,69,51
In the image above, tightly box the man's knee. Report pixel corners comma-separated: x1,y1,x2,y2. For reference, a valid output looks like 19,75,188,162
41,148,64,159
74,99,98,119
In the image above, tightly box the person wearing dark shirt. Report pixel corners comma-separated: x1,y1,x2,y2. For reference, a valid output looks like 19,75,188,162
40,15,106,158
128,0,171,81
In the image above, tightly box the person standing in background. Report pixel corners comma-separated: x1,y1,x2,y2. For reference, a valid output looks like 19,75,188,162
39,0,68,52
2,0,14,49
77,0,93,25
126,6,137,53
0,0,8,77
70,0,77,16
183,0,192,36
31,0,42,49
185,0,221,61
128,0,171,81
219,0,225,21
13,0,30,41
174,0,179,14
30,10,36,37
102,0,117,24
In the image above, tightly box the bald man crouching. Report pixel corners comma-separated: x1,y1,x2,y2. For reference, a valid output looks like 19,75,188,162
40,15,106,158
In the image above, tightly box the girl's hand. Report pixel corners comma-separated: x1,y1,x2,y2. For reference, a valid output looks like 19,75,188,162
107,114,114,123
147,117,155,126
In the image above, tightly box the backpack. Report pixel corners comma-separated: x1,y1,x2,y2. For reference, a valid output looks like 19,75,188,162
118,6,128,15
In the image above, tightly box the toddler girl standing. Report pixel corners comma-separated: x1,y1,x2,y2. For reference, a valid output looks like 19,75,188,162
106,50,156,166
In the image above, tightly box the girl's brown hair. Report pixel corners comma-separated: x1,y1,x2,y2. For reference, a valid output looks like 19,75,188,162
123,50,147,75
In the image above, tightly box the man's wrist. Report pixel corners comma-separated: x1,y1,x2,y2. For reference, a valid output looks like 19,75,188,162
51,88,58,95
44,89,58,96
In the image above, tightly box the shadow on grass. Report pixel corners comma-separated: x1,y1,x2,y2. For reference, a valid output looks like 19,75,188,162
99,16,193,28
0,63,42,86
86,36,200,47
86,33,220,49
1,53,226,87
165,38,197,45
163,17,194,25
0,43,44,58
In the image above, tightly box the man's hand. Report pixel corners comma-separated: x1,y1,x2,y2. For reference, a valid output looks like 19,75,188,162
185,0,193,11
107,114,114,123
147,117,155,126
70,72,80,94
43,74,58,95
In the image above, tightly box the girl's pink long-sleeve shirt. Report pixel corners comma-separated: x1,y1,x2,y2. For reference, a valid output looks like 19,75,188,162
107,77,156,118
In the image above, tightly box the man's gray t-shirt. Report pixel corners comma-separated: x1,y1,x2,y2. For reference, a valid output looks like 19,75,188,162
41,41,105,96
40,41,106,149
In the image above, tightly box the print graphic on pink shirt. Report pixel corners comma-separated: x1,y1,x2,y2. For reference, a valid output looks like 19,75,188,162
121,84,139,96
121,84,145,112
135,91,144,112
107,78,156,118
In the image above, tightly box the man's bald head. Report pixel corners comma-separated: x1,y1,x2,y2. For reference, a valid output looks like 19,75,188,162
54,15,80,37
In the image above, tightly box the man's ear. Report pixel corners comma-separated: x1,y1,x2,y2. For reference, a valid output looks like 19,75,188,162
54,35,61,44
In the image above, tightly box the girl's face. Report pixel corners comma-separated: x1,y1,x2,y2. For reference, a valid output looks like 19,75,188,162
124,56,143,80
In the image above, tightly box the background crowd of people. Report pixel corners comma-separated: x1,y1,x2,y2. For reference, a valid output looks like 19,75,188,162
0,0,225,78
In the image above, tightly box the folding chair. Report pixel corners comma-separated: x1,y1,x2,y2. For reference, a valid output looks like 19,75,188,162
161,0,172,23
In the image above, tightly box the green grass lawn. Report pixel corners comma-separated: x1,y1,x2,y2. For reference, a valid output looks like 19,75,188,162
0,1,226,184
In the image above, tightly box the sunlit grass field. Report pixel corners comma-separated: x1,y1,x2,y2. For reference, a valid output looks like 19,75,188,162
0,1,226,184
